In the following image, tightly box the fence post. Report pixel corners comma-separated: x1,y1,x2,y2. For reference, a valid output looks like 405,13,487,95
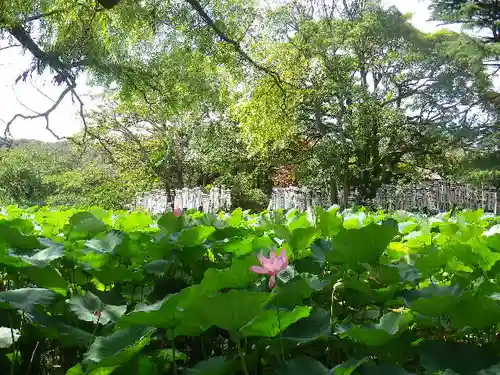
495,191,498,216
265,183,500,213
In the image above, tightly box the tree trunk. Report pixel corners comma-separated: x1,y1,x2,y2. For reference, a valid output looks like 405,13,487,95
161,177,172,204
343,176,350,209
329,178,338,205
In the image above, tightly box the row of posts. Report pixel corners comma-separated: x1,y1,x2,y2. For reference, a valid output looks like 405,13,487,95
134,186,231,215
134,182,500,214
268,182,500,214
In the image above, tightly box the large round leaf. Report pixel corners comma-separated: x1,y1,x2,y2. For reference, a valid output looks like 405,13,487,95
120,285,203,329
419,341,498,375
267,356,329,375
326,220,398,267
200,254,258,294
67,364,118,375
23,266,68,295
240,306,312,337
0,222,40,250
448,293,500,329
67,291,127,325
85,232,123,254
17,245,64,267
68,212,107,240
158,213,183,234
403,285,460,316
282,308,331,344
81,326,155,371
337,311,413,346
358,363,414,375
192,290,272,332
31,311,93,348
185,356,228,375
0,288,56,311
177,226,215,247
332,358,370,375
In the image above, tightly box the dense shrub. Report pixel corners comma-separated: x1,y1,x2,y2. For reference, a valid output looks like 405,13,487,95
0,206,500,374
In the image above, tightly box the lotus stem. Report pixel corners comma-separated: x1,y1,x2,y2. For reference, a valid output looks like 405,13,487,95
8,313,16,375
238,340,250,375
25,341,39,375
276,296,285,362
171,329,177,375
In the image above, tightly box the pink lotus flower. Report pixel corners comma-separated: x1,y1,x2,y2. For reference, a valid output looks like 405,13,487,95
250,249,288,289
173,208,182,217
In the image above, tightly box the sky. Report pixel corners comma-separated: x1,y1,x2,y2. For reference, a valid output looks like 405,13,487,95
0,0,456,141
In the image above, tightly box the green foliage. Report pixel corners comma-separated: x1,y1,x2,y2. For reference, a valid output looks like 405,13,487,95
231,1,493,200
0,205,500,374
0,140,136,209
3,0,497,206
429,0,500,186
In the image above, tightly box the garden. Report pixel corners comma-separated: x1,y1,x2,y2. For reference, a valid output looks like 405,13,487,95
1,205,500,374
2,0,500,373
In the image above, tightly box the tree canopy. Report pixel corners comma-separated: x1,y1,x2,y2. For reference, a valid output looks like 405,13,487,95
429,0,500,187
1,0,499,208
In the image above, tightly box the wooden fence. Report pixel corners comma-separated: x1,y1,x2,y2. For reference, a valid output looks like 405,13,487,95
134,182,500,214
268,182,500,214
133,186,231,214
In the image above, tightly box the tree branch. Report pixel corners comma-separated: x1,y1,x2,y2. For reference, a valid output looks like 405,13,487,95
3,20,75,85
24,7,74,22
13,92,39,115
3,84,74,138
63,0,285,89
70,90,118,161
0,44,21,51
182,0,286,91
30,82,56,103
0,18,84,139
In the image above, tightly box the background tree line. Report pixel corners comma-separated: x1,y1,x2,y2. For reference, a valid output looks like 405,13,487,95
1,0,499,210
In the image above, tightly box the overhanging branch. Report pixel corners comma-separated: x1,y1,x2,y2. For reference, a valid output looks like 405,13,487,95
6,23,73,82
183,0,285,90
0,16,81,139
0,44,21,51
3,84,75,138
23,7,74,22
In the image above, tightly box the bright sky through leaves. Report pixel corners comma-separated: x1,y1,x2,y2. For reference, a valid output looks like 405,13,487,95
0,0,450,141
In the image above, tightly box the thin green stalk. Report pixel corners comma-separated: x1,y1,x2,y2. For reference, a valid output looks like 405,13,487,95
20,312,25,332
201,338,207,360
130,284,137,305
330,283,335,329
8,313,16,375
238,341,250,375
25,341,39,375
490,327,498,344
276,296,285,362
92,314,101,338
171,329,177,375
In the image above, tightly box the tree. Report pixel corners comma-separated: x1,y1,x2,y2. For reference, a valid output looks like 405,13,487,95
0,0,280,142
430,0,500,41
74,36,279,210
0,141,71,205
429,0,500,187
0,140,134,208
232,0,491,203
86,100,278,210
3,0,498,212
44,162,135,208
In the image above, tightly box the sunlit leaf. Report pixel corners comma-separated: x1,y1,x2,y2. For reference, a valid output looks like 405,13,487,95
67,291,127,325
0,288,56,311
0,327,20,348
